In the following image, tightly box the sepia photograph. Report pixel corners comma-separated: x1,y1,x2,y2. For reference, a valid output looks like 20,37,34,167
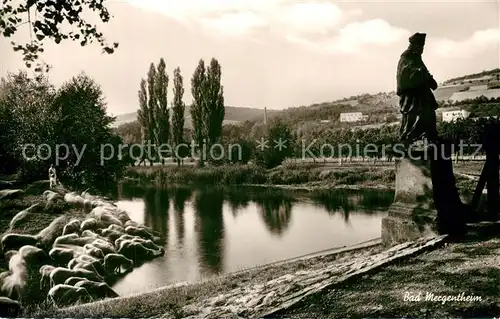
0,0,499,318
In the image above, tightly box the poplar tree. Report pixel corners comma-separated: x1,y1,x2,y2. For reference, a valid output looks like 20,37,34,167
137,79,150,166
171,67,185,166
154,58,170,164
204,58,225,148
190,58,225,165
190,59,206,166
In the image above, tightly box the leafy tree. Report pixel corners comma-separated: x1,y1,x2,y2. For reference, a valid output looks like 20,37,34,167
114,121,141,145
190,59,206,165
204,58,225,148
50,73,129,192
228,139,253,164
255,119,294,169
137,79,151,165
171,67,185,166
0,71,56,177
0,0,118,70
0,102,16,173
0,71,129,190
190,58,226,166
249,122,266,141
146,63,157,163
137,62,165,166
153,58,170,164
221,125,252,164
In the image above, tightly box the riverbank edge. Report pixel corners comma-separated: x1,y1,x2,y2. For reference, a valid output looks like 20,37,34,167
124,163,396,189
122,164,478,195
50,236,448,318
123,178,395,192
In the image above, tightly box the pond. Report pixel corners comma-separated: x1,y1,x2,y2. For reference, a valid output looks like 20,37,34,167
111,185,394,296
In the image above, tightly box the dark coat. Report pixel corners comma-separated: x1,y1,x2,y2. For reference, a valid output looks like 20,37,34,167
396,48,439,143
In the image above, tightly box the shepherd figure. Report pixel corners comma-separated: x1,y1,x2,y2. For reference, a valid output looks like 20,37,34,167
49,164,57,189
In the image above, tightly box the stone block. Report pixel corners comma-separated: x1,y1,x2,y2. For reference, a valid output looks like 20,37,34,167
382,155,438,246
393,156,433,204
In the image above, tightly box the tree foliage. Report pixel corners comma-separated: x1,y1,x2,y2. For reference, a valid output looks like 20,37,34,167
255,119,294,169
190,59,206,149
0,0,118,69
171,66,185,165
0,71,129,192
137,60,171,164
190,58,225,165
153,58,170,158
114,121,141,145
51,73,129,191
203,58,225,147
0,71,56,174
221,124,253,164
137,79,150,143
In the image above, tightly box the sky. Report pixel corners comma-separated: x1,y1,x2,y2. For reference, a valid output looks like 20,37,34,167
1,0,499,116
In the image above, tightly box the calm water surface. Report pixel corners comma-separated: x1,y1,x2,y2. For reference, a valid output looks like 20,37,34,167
111,185,393,296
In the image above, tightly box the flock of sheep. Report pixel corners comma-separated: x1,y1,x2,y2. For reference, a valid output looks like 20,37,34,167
0,188,165,317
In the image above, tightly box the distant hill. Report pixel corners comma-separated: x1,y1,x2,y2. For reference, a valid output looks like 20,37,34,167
111,105,281,128
443,68,500,85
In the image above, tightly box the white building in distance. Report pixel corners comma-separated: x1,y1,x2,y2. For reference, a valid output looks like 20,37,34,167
442,109,471,122
340,112,365,122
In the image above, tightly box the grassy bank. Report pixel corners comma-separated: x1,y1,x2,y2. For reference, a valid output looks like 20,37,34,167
0,180,77,237
276,226,500,318
125,162,481,195
126,163,396,189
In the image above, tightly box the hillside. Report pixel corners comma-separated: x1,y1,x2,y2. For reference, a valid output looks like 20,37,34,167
111,68,500,129
111,105,281,128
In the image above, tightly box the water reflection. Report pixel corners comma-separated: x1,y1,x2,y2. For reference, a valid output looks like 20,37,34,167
255,193,293,236
172,187,192,247
225,189,250,215
114,183,393,296
311,189,394,222
193,188,225,275
119,184,394,233
143,188,169,237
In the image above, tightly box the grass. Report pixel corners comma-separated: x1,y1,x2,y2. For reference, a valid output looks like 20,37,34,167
0,194,75,237
126,163,396,189
126,161,482,197
276,230,500,318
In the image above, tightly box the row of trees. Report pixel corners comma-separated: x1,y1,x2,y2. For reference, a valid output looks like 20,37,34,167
137,58,184,165
115,110,500,169
136,58,225,167
190,59,225,166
